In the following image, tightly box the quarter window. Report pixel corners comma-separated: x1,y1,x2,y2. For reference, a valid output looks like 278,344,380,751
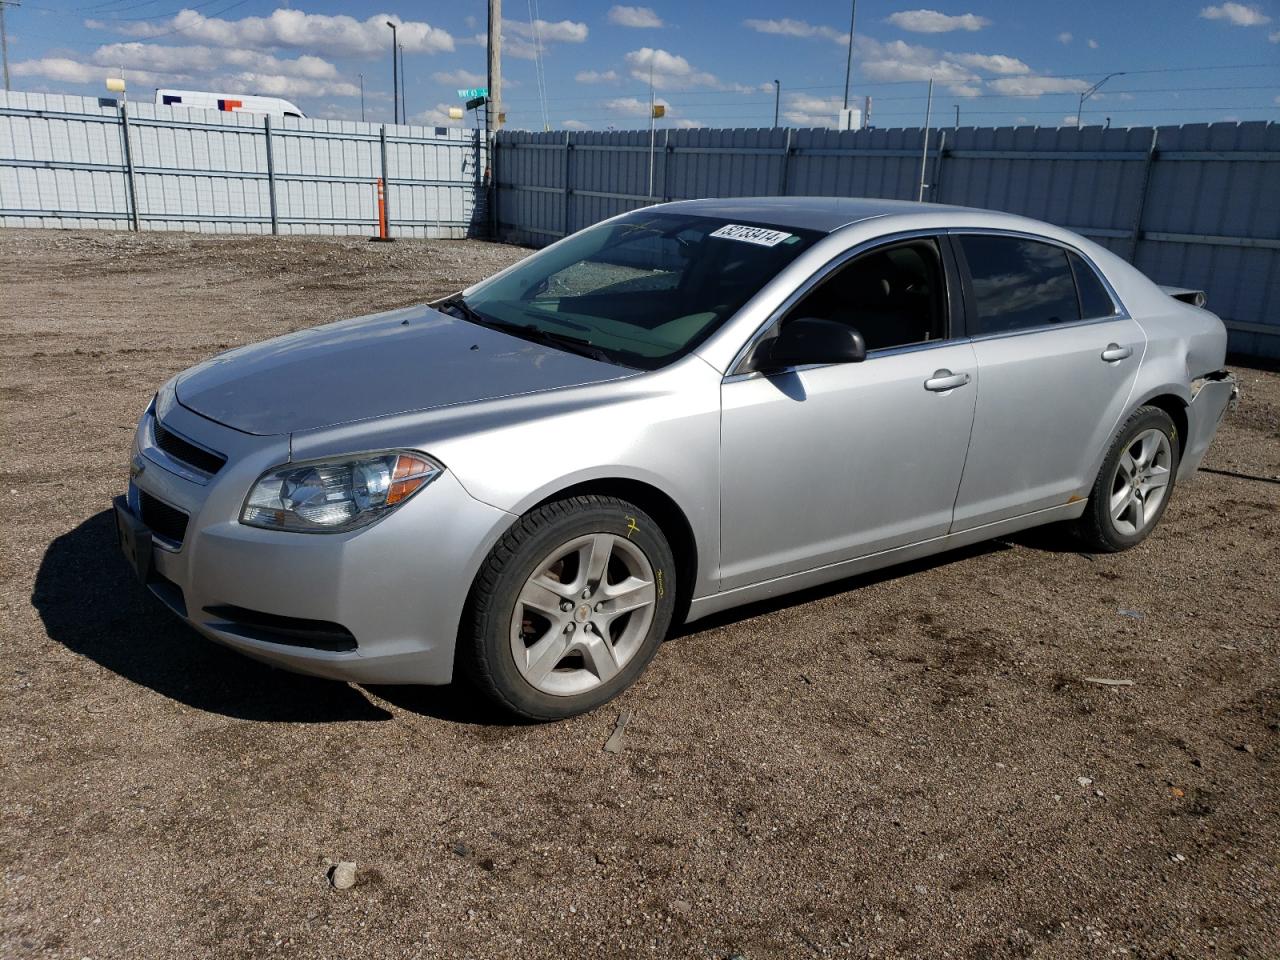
782,239,947,352
1068,251,1119,319
958,236,1080,335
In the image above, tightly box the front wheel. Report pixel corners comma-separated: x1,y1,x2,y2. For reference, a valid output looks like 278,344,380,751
1073,405,1179,553
459,495,677,721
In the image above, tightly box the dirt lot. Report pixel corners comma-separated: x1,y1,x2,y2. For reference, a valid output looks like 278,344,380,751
1,229,1278,960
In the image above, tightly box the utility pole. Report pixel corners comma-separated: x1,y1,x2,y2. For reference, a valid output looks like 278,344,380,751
386,20,399,124
954,103,959,129
842,0,857,110
358,73,365,122
487,0,502,134
0,0,19,93
917,77,933,202
773,79,780,128
1077,71,1124,128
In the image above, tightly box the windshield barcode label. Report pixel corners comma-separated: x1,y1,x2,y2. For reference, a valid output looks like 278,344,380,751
709,224,794,247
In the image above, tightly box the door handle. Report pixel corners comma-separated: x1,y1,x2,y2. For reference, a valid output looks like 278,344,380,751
1101,343,1133,362
923,369,971,393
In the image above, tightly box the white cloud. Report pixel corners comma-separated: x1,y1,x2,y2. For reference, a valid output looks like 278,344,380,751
742,18,845,43
469,19,589,60
988,75,1091,96
413,102,464,126
673,118,704,128
1057,31,1073,44
100,10,455,57
782,93,842,127
1269,29,1280,40
92,42,343,82
12,57,171,87
604,95,670,116
562,119,589,129
1061,115,1079,127
504,18,589,44
1199,3,1271,25
624,47,719,88
949,52,1030,75
608,6,663,28
887,9,991,33
1088,38,1099,48
432,68,486,86
575,69,620,83
950,84,983,98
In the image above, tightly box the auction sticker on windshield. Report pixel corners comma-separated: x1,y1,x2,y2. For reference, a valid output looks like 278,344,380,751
709,224,795,247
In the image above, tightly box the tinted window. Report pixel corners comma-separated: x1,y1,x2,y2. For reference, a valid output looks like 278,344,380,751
785,239,946,352
959,236,1080,335
1069,251,1118,319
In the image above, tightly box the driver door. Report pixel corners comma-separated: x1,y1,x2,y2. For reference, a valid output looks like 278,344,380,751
718,237,978,590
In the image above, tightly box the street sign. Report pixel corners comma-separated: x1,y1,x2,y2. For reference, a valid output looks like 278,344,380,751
465,96,486,111
457,87,488,100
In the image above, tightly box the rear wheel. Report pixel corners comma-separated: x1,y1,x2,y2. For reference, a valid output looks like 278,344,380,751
460,495,676,721
1074,405,1179,553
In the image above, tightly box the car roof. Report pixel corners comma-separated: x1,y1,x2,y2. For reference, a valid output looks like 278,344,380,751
657,196,997,234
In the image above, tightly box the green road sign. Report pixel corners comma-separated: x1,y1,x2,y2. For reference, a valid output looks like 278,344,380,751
456,87,488,100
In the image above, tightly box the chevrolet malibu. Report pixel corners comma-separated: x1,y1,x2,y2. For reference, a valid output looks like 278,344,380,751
115,198,1237,720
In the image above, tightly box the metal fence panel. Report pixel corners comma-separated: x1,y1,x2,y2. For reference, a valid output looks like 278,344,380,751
0,90,488,239
495,121,1279,358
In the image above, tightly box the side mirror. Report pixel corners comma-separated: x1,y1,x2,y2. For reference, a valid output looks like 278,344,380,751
748,317,867,372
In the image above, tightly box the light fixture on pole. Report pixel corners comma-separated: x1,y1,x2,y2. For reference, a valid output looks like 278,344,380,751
386,20,399,124
1076,71,1124,128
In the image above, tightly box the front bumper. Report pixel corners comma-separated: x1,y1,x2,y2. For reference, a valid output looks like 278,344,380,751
119,394,514,685
1176,371,1238,480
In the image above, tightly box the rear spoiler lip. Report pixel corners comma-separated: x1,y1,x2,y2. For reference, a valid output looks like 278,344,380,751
1158,285,1207,308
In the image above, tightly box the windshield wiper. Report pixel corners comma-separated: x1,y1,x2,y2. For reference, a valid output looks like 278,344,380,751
437,296,618,365
509,324,616,364
435,294,487,326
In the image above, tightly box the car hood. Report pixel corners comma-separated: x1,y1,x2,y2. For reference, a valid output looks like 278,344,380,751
174,304,633,435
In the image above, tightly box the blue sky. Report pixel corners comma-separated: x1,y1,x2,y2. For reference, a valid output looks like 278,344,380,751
6,1,1278,129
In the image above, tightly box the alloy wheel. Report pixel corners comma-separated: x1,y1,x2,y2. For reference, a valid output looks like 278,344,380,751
509,533,658,697
1108,428,1173,536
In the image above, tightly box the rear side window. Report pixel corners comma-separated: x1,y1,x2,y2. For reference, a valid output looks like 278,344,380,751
1068,251,1118,319
958,235,1080,335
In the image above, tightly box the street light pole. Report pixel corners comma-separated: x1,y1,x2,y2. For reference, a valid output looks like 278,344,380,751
358,73,365,122
398,42,406,122
773,79,780,128
1077,71,1124,128
386,20,399,124
842,0,857,110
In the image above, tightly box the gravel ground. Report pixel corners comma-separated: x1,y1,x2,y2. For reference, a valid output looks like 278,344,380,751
1,229,1278,960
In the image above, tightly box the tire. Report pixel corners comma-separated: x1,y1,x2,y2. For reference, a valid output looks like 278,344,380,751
459,495,678,721
1073,405,1180,553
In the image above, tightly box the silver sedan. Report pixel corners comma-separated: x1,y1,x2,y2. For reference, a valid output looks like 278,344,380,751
114,198,1237,720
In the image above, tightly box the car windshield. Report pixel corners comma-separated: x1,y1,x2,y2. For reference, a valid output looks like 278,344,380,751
453,211,824,369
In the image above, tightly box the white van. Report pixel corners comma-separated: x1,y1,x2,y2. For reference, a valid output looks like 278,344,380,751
154,89,306,119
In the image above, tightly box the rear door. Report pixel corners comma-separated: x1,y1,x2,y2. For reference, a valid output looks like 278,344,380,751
949,233,1145,531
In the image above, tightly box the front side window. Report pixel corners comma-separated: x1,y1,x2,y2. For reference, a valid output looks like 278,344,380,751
459,212,823,369
782,239,947,352
959,235,1080,335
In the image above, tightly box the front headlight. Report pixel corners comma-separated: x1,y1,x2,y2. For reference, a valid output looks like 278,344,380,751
240,451,442,533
